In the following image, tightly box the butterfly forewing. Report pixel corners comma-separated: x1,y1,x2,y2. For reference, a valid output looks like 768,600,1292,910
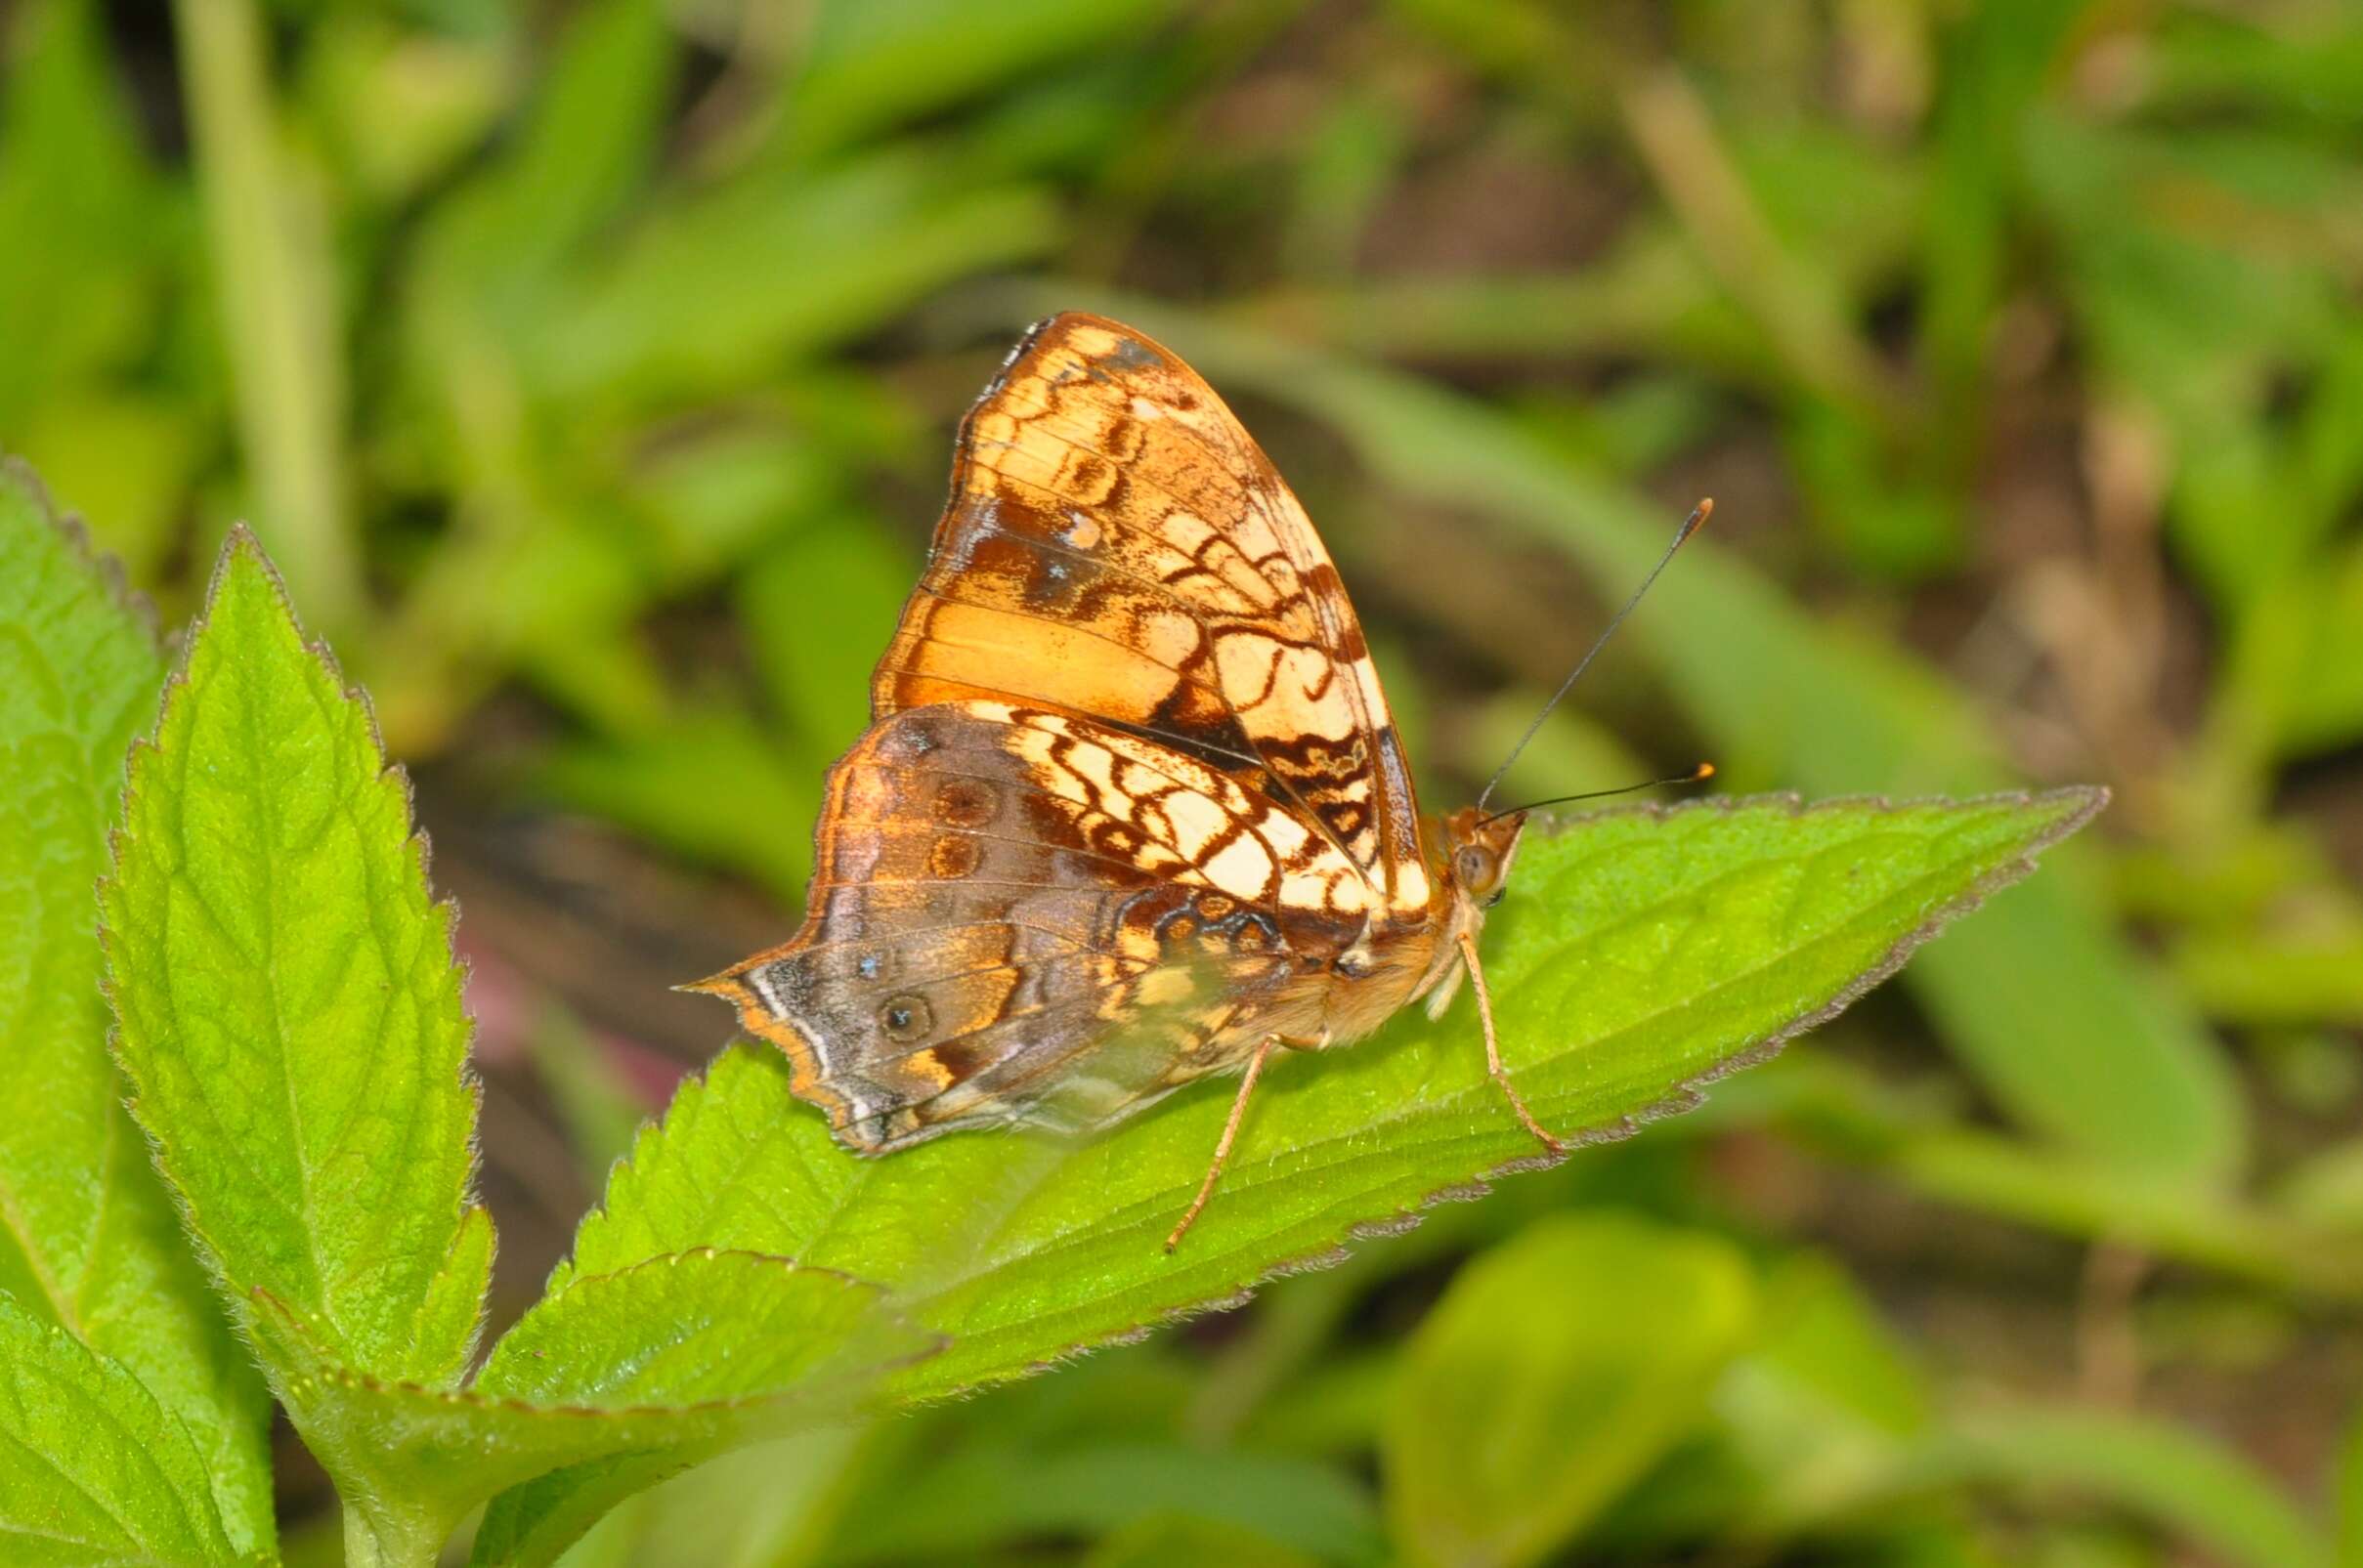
871,314,1433,923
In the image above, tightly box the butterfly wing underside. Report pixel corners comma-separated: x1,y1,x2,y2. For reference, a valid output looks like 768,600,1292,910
705,314,1442,1151
708,701,1366,1148
875,313,1432,926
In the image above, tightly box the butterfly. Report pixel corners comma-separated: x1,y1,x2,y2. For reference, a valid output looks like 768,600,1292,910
692,313,1704,1250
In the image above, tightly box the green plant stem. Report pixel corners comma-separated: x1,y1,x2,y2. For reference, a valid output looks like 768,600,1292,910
172,0,362,632
343,1502,447,1568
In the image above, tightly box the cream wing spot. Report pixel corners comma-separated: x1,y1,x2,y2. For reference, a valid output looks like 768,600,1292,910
1259,811,1313,865
1214,629,1284,709
1165,511,1216,556
1202,834,1276,902
1162,790,1230,857
1065,735,1122,806
1283,865,1369,916
1349,656,1389,722
1228,507,1284,567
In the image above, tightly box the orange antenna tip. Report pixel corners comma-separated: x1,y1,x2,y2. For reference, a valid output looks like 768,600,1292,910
1475,494,1714,810
1692,761,1715,781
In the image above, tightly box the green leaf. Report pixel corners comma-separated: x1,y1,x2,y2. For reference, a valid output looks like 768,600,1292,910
1383,1213,1756,1568
0,1295,238,1568
232,1251,928,1568
0,461,275,1556
100,532,491,1436
550,789,2093,1405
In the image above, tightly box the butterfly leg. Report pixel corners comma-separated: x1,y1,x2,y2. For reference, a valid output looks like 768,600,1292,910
1459,930,1568,1157
1165,1035,1280,1253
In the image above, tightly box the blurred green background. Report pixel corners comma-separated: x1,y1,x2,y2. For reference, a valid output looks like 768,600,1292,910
9,0,2363,1561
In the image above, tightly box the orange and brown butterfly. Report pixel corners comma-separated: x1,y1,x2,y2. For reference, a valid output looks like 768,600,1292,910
691,312,1706,1250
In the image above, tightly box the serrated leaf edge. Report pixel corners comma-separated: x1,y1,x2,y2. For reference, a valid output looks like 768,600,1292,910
251,1249,942,1420
0,451,163,650
94,524,494,1374
865,785,2108,1395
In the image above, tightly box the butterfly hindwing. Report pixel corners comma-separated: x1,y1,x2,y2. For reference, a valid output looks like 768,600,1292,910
704,701,1368,1149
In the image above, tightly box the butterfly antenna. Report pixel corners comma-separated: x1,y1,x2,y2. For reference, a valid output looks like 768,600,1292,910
1480,762,1714,826
1474,498,1712,812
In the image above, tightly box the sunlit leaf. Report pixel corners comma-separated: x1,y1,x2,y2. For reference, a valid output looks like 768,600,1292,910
104,530,491,1385
555,788,2096,1400
231,1251,928,1568
0,461,274,1554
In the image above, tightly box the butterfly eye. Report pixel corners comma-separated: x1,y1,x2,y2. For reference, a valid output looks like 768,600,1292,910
1454,845,1496,891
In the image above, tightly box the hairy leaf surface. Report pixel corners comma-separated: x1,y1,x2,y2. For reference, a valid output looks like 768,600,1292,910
565,789,2099,1397
0,462,274,1554
103,530,491,1387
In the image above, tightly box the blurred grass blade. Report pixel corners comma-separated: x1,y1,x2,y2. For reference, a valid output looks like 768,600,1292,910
1083,298,2245,1185
740,514,915,762
0,0,204,576
533,150,1062,403
173,0,360,630
0,461,275,1555
1085,1517,1326,1568
1384,1214,1756,1568
1936,1405,2332,1568
765,0,1180,163
440,0,672,287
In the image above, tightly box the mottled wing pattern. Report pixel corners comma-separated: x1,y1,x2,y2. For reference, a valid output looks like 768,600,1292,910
702,700,1369,1150
872,313,1433,927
